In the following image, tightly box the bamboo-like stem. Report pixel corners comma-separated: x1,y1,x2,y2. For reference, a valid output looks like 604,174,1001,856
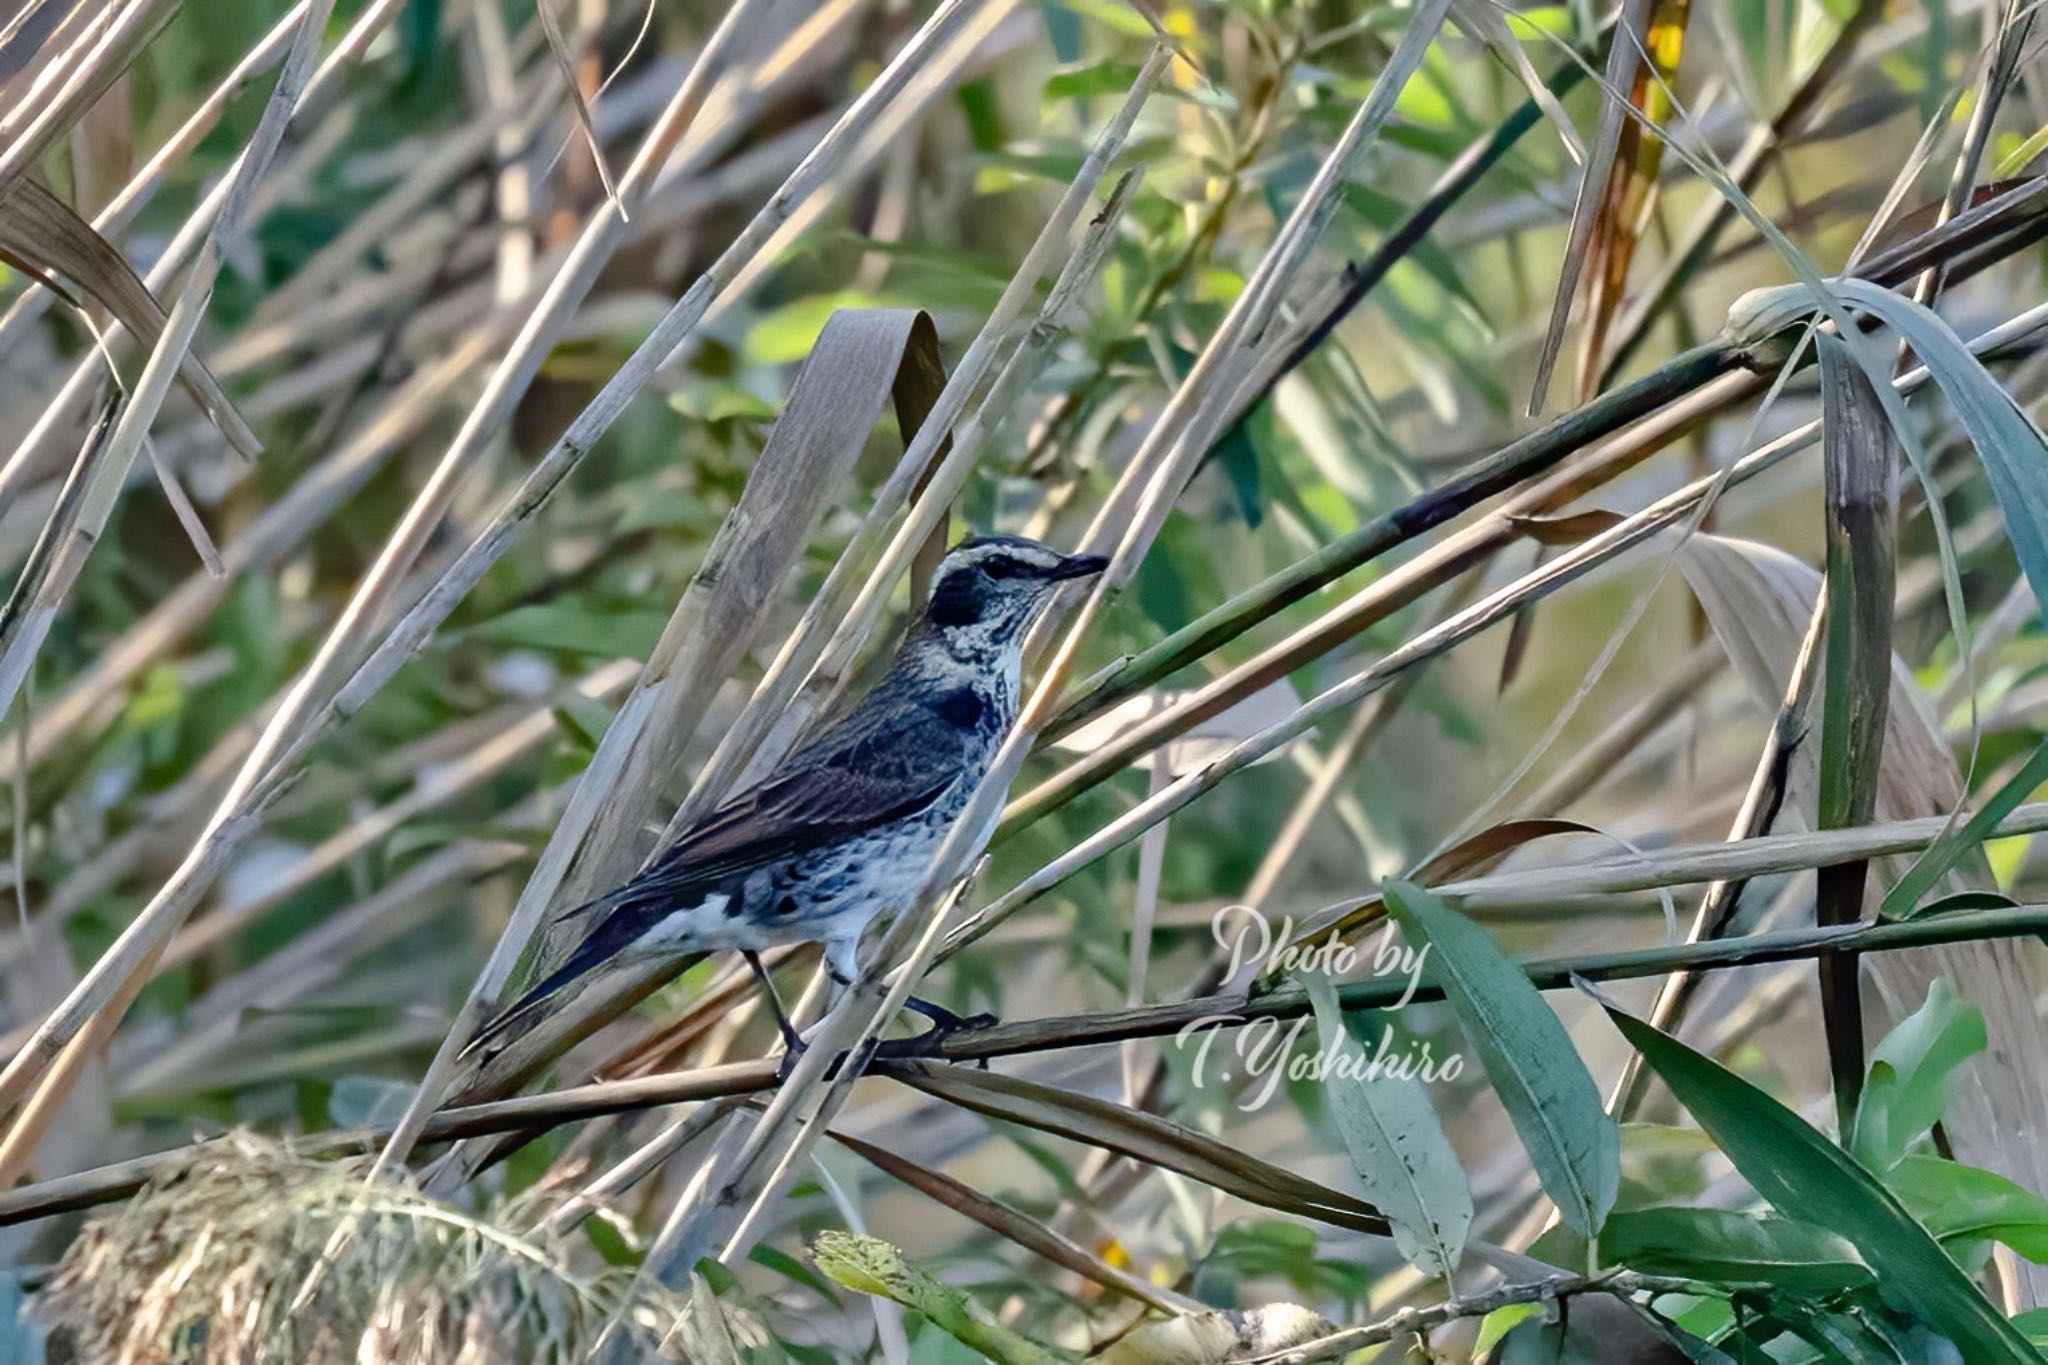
0,3,311,368
12,899,2048,1230
0,0,988,1127
1812,332,1899,1128
0,0,342,1168
674,0,1456,1276
1032,175,2048,774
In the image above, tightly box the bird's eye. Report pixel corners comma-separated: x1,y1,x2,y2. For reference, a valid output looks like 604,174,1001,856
982,557,1023,580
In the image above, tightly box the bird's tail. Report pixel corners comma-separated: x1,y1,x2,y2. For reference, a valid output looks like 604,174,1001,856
460,956,598,1060
460,890,636,1060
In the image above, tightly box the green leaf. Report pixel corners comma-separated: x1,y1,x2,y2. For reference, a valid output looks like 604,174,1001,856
1885,738,2048,916
1497,1303,1734,1364
1890,1155,2048,1263
810,1232,1065,1365
470,604,668,658
742,290,912,365
1735,276,2048,636
1301,970,1472,1279
1473,1303,1544,1356
1596,1207,1873,1293
1042,58,1142,103
582,1215,644,1267
1382,880,1618,1239
1849,979,1986,1170
1607,1006,2044,1363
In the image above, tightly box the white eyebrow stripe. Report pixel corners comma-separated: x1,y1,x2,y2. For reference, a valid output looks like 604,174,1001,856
940,538,1067,574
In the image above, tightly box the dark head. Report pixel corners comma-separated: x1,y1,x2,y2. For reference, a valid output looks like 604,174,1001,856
920,535,1108,649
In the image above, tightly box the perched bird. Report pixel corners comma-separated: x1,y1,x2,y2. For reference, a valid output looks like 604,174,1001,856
467,534,1108,1057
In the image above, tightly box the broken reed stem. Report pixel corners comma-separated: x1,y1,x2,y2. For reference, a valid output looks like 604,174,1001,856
0,0,337,723
0,2,311,366
0,0,407,507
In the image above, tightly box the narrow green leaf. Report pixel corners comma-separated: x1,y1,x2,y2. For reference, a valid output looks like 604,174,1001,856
1382,880,1618,1238
810,1232,1066,1365
1849,979,1986,1170
1885,738,2048,916
1890,1155,2048,1264
1737,276,2048,633
1301,970,1471,1278
1596,1207,1873,1293
1607,1006,2044,1362
1813,329,1898,1125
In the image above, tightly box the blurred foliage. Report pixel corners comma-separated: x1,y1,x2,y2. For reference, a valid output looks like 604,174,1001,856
5,0,2048,1360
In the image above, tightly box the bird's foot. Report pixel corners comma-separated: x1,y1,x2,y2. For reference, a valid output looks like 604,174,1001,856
873,998,1000,1061
773,1032,808,1084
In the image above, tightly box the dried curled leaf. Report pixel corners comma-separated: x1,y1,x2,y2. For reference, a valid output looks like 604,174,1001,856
0,177,259,456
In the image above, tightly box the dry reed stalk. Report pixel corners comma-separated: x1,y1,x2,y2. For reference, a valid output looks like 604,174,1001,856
666,0,1455,1277
431,25,1140,1115
13,900,2048,1232
948,289,2048,953
0,3,312,366
0,0,964,1128
377,306,952,1176
0,0,344,1177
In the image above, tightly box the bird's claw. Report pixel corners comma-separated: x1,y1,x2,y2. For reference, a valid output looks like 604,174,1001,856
873,1008,1000,1061
770,1008,998,1080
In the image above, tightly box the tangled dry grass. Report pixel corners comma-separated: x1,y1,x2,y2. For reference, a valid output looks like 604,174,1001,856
38,1135,701,1364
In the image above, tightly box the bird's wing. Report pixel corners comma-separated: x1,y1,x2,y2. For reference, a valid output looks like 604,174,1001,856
636,702,967,893
468,700,972,1055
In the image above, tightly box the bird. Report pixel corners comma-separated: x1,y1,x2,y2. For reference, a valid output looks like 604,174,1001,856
465,534,1109,1060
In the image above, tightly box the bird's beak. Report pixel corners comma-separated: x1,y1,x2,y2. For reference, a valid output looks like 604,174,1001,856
1049,553,1110,581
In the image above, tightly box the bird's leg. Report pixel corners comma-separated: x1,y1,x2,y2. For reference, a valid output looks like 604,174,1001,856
742,950,805,1056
